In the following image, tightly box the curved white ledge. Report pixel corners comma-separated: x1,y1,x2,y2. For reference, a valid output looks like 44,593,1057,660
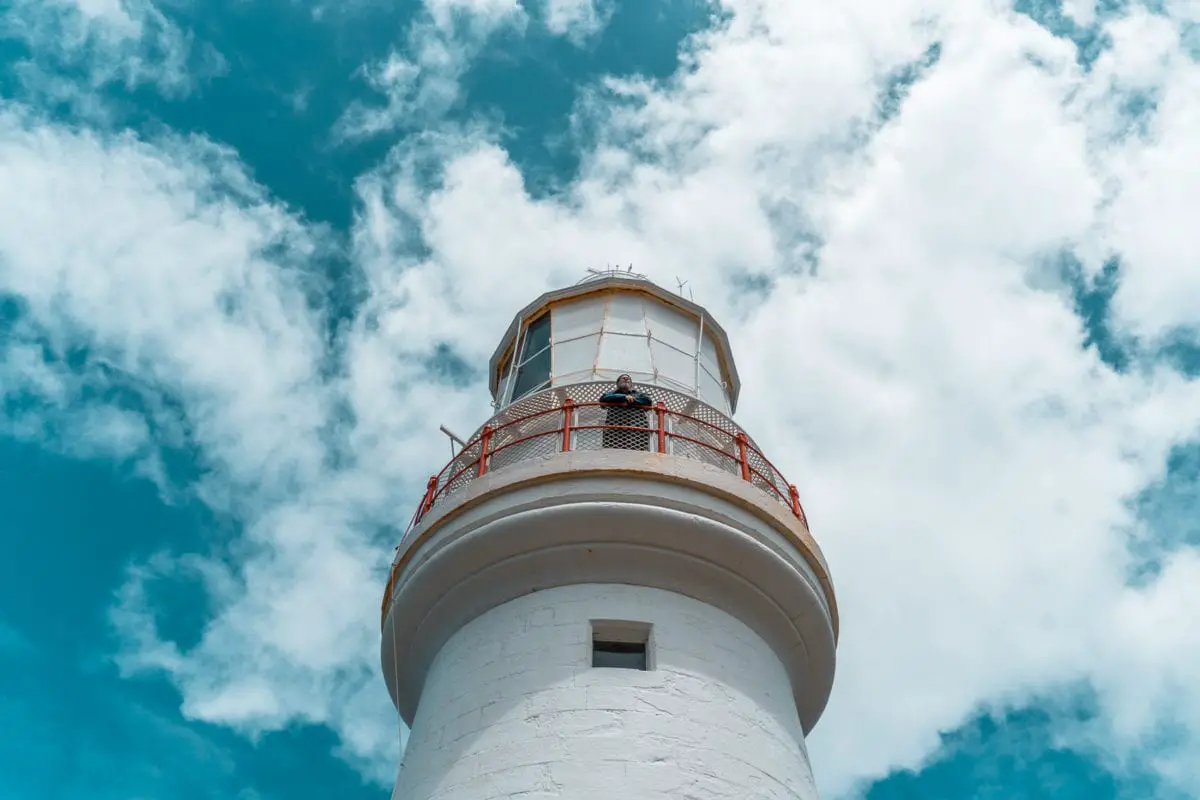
382,450,839,734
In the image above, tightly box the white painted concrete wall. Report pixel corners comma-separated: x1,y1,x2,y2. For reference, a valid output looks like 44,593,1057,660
391,584,819,800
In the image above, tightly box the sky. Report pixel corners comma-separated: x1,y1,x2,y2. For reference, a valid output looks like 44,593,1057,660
0,0,1198,798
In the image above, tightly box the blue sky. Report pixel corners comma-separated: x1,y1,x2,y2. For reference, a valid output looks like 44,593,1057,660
1,1,1199,799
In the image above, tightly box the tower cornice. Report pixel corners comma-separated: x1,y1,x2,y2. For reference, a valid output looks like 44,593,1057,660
382,448,838,734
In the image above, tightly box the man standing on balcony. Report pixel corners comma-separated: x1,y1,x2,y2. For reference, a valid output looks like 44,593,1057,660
600,374,653,450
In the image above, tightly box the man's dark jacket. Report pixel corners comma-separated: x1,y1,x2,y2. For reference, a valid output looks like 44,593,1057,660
599,389,653,450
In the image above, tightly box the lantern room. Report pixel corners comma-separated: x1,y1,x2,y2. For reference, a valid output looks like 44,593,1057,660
488,272,742,414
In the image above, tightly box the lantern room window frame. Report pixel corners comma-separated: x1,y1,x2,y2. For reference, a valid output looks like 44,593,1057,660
499,292,732,411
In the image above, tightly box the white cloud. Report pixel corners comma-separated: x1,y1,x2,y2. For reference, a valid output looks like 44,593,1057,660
336,0,620,139
542,0,613,43
1084,11,1200,340
0,98,407,778
1060,0,1098,26
425,0,524,31
336,0,527,139
2,0,1200,798
1164,0,1200,23
0,0,225,99
0,105,332,499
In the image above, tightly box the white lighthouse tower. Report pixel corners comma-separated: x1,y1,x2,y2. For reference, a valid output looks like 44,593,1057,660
381,270,839,799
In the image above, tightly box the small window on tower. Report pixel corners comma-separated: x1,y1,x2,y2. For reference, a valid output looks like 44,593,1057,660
591,620,652,671
593,640,646,670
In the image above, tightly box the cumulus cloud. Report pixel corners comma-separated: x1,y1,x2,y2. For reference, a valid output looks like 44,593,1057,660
0,103,331,494
1084,9,1200,339
2,0,1200,798
0,97,403,767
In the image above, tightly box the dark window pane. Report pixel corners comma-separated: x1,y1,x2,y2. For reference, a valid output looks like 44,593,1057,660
592,640,647,670
511,346,551,399
521,313,551,360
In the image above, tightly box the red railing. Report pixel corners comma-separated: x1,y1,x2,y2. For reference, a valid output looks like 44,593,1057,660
405,398,808,533
383,385,812,626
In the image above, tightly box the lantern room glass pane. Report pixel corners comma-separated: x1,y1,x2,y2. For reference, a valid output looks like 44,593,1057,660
553,334,600,379
605,294,648,335
648,304,699,355
521,313,552,360
595,368,654,386
699,352,721,385
511,345,551,400
649,339,696,388
698,364,727,409
553,297,604,343
700,331,720,365
598,332,653,375
553,368,595,386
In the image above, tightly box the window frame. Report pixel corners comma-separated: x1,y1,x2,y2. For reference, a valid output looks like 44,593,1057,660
507,312,553,402
589,619,654,671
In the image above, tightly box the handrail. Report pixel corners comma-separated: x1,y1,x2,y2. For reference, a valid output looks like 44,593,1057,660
409,399,808,532
381,388,813,626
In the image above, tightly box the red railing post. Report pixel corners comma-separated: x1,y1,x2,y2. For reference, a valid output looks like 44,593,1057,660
788,484,802,519
561,398,575,452
736,431,751,482
476,425,493,477
418,474,438,521
655,402,667,453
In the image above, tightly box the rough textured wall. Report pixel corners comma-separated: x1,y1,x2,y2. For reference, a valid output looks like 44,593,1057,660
392,584,819,800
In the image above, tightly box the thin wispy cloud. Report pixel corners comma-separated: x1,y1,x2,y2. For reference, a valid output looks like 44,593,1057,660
1,0,225,100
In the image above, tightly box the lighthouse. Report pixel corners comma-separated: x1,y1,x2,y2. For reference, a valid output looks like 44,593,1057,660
381,270,839,799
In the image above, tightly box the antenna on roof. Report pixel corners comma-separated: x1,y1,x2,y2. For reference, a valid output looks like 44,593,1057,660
579,264,649,284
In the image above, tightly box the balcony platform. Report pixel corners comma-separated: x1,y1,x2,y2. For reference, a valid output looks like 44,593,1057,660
382,447,839,734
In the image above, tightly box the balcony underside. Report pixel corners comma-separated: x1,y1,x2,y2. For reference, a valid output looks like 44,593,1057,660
382,449,839,734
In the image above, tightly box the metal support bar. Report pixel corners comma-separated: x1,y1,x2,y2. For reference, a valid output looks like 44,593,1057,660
439,425,467,452
561,399,575,452
736,432,751,482
655,402,667,453
418,475,438,521
477,425,493,477
789,484,802,520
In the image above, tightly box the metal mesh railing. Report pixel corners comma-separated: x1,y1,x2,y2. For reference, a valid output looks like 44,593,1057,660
572,402,657,453
403,382,809,536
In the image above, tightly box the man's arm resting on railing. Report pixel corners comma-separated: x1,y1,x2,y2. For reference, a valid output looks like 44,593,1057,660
599,390,654,407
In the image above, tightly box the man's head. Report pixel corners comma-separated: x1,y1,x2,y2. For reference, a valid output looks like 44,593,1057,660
616,374,633,392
